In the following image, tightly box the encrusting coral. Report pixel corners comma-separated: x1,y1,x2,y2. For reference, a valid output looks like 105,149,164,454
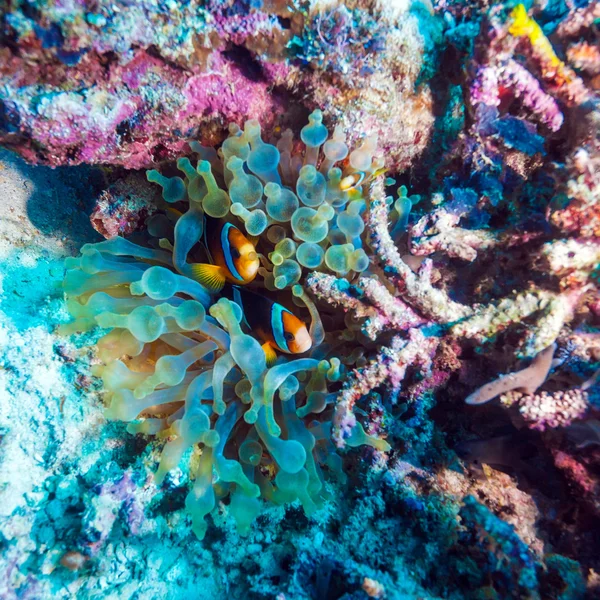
0,0,443,171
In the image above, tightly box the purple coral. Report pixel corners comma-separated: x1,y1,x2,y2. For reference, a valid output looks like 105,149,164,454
471,60,564,133
366,177,474,323
333,330,438,447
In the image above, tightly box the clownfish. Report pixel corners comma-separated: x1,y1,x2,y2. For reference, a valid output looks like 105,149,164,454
225,286,312,366
339,171,365,191
189,218,260,293
339,167,388,192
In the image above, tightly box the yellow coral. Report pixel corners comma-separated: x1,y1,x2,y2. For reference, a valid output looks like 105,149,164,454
509,4,562,69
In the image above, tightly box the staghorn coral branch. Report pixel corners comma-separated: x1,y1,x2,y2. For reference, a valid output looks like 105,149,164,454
306,271,384,338
471,60,564,132
354,276,428,331
518,293,581,358
366,176,474,323
409,198,546,262
498,59,564,132
306,271,377,319
465,343,556,405
450,289,579,357
306,272,427,340
333,329,438,447
409,208,498,261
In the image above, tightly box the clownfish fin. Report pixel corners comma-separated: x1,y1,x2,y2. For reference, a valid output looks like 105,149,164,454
159,238,174,251
370,167,387,179
188,264,226,293
262,343,277,368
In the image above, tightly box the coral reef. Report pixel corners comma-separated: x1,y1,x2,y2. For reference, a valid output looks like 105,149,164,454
2,0,600,598
0,0,443,170
90,173,160,239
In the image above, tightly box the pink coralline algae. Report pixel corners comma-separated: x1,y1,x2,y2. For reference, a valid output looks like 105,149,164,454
0,1,444,170
0,3,295,168
552,450,600,517
1,47,289,169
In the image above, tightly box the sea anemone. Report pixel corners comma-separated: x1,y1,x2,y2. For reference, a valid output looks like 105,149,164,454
61,110,395,538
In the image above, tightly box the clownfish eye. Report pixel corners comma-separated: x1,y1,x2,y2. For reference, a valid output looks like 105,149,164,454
231,247,241,259
284,332,295,342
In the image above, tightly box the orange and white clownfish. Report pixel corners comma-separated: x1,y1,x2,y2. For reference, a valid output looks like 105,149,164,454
339,171,366,191
339,167,388,192
224,286,312,366
189,218,260,293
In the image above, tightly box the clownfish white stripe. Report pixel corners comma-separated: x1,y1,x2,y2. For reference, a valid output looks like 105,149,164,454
271,303,291,353
221,223,244,282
